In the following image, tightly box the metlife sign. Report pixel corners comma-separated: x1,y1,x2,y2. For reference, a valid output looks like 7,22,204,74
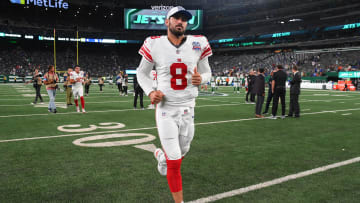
124,9,203,30
10,0,69,9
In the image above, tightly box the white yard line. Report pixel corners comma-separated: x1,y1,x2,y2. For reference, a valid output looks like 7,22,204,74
0,100,150,107
0,98,359,118
188,157,360,203
0,108,360,143
0,103,243,118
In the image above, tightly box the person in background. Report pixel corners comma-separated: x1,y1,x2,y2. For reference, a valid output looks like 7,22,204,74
116,72,123,96
254,68,265,118
250,70,257,102
133,75,144,110
246,70,255,103
43,65,59,113
270,65,287,119
84,73,91,96
263,70,275,114
288,65,302,118
29,69,44,105
64,68,73,107
122,74,128,96
98,77,104,92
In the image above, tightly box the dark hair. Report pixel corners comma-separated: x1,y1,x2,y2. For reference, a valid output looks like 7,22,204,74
75,65,80,68
259,68,265,73
48,65,54,71
277,65,284,70
292,65,298,71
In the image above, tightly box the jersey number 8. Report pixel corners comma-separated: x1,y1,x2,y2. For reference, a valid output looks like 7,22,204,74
170,63,187,90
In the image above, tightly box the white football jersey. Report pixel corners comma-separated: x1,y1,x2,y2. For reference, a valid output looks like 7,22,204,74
139,35,212,107
70,71,84,89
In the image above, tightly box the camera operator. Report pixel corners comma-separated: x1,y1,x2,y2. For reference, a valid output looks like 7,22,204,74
64,68,73,107
43,65,59,113
29,69,44,105
84,73,92,96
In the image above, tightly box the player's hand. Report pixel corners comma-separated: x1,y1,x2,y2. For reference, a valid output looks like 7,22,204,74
192,67,202,86
76,78,81,82
149,90,164,105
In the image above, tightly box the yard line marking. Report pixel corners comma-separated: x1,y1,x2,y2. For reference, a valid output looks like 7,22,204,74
1,108,360,143
341,113,352,116
188,157,360,203
302,109,311,111
0,100,150,107
198,98,233,103
0,103,244,118
0,98,359,118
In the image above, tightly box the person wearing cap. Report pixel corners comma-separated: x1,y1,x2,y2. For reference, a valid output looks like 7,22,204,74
136,6,212,203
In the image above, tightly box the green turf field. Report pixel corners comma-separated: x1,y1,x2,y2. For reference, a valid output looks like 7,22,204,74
0,83,359,202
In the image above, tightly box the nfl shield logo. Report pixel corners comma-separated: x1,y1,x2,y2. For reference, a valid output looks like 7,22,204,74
162,112,166,117
192,42,201,51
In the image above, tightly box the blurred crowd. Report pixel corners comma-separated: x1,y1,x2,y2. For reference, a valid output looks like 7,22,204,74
1,44,360,78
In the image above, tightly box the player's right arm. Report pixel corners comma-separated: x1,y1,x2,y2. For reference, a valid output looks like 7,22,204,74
137,37,164,104
137,57,164,104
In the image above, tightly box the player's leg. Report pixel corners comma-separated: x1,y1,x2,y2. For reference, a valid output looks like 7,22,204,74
179,107,195,158
73,89,80,112
156,106,184,203
79,87,85,112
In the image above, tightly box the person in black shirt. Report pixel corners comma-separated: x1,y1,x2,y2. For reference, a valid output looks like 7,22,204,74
254,68,265,118
133,75,144,109
271,65,287,119
263,70,275,114
245,70,256,103
288,65,302,118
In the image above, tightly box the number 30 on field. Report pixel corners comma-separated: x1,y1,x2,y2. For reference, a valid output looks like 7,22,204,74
57,122,156,151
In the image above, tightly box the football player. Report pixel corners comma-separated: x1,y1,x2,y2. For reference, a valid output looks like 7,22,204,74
70,66,86,113
136,6,212,203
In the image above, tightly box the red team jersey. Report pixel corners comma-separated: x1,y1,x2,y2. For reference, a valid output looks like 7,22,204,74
138,35,212,107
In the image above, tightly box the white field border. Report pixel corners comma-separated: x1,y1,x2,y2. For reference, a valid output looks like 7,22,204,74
188,156,360,203
0,107,359,143
0,98,359,118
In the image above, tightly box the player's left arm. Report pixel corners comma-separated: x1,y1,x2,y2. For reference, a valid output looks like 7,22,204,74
197,57,212,84
194,36,213,85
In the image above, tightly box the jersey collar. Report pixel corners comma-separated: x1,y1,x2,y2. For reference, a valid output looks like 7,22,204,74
167,36,187,49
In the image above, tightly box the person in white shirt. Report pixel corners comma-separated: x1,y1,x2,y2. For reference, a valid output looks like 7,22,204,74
136,6,212,203
70,66,86,113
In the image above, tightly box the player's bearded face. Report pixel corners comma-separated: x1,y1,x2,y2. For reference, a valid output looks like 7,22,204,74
168,16,187,37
